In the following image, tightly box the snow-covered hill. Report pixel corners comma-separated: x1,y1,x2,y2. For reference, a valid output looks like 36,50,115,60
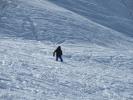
0,0,133,100
50,0,133,37
0,0,133,48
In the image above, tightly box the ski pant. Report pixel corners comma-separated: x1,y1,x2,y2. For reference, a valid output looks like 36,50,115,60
56,56,63,62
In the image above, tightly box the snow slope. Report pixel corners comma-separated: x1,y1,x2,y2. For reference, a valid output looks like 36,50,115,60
0,38,133,100
0,0,133,100
49,0,133,37
0,0,133,48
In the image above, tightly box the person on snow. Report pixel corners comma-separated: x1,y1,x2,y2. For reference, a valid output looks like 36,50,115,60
53,46,63,62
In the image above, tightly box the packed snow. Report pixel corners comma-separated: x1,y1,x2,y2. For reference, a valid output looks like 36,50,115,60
0,0,133,100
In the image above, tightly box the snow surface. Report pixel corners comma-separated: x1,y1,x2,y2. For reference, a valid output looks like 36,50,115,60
0,0,133,48
0,38,133,100
0,0,133,100
49,0,133,37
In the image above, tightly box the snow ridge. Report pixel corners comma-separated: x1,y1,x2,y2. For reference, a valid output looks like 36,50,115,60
49,0,133,37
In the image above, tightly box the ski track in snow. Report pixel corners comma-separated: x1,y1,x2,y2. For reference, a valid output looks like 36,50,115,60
0,38,133,100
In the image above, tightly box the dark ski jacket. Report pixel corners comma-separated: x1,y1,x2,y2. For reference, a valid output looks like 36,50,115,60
53,46,63,57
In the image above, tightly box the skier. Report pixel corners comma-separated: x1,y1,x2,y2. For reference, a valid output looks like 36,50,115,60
53,46,63,62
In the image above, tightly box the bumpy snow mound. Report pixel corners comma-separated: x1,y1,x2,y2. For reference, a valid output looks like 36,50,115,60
0,0,133,48
49,0,133,37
